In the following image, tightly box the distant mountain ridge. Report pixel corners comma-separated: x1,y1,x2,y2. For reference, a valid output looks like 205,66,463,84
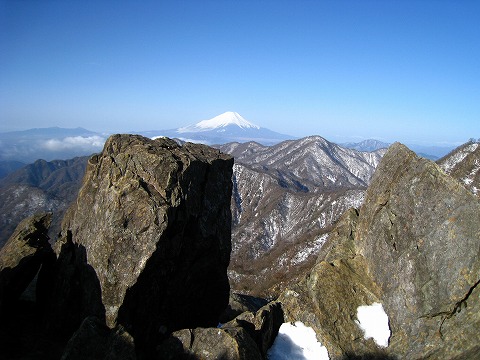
219,136,386,294
341,139,390,152
0,156,89,248
0,127,105,164
0,114,460,165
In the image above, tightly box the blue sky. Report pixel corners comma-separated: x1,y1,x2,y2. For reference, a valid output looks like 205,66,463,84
1,0,479,145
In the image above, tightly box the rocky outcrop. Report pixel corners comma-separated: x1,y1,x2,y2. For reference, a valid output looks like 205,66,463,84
45,134,234,357
0,212,57,358
279,224,385,358
61,317,136,360
219,292,269,324
0,212,54,313
0,135,235,359
227,301,284,358
356,143,480,358
158,300,283,360
158,327,263,360
280,143,480,359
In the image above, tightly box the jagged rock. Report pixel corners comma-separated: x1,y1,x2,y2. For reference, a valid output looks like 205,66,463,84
219,292,268,323
50,134,233,357
279,256,384,359
0,212,58,358
280,143,480,359
61,316,136,360
356,143,480,358
279,207,381,359
46,235,106,341
315,207,359,263
156,299,282,359
224,301,284,358
0,212,54,313
157,327,262,360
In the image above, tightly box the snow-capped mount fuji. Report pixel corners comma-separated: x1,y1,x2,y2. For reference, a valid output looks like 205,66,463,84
178,112,260,132
142,112,294,146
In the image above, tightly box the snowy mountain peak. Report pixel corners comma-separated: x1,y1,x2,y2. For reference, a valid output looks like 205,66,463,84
178,112,260,133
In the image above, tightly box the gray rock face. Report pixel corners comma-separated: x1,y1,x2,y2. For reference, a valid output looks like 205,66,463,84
52,134,233,356
356,143,480,358
280,143,480,359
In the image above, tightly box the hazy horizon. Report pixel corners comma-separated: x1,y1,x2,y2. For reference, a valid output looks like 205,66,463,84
1,1,479,147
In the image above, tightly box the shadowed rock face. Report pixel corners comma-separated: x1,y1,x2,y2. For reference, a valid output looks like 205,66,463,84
54,134,233,356
0,213,58,358
0,212,54,313
280,143,480,359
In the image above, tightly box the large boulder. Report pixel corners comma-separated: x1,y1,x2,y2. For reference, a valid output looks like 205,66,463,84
157,327,262,360
356,143,480,358
280,143,480,359
224,301,284,358
219,292,268,324
49,135,233,357
157,300,283,360
60,316,136,360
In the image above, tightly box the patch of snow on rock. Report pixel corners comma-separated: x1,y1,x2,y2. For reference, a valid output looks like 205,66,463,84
267,321,330,360
355,302,391,348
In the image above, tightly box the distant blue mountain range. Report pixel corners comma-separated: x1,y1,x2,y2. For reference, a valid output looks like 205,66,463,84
0,114,456,166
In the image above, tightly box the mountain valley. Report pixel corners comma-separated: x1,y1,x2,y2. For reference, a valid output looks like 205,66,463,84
219,136,385,295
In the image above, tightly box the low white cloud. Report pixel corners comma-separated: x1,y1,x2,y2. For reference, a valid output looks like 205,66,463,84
41,136,106,152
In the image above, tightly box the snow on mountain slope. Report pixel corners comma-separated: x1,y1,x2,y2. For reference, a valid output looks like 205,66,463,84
437,140,480,197
438,142,479,173
223,136,386,191
222,136,386,295
178,111,260,132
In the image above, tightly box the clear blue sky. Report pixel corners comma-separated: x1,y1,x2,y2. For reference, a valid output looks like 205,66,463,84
1,0,479,145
